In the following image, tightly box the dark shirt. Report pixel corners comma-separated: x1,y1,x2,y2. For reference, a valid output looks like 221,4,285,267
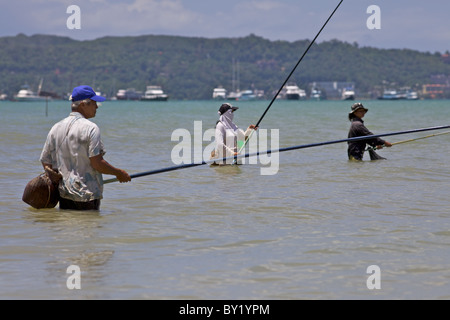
347,117,385,160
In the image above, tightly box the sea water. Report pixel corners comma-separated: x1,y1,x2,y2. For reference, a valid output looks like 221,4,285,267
1,99,449,299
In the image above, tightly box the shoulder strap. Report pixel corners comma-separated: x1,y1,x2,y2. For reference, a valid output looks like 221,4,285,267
55,117,80,154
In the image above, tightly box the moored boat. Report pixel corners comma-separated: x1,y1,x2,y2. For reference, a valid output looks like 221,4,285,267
285,84,306,100
407,90,419,100
378,90,399,100
378,88,419,100
342,87,355,100
116,88,143,100
212,87,227,100
141,86,168,101
310,88,323,100
227,91,240,100
239,90,256,101
399,88,419,100
13,84,46,102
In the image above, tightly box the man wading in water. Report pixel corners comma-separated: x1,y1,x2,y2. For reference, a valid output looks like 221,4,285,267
347,102,392,161
40,85,131,210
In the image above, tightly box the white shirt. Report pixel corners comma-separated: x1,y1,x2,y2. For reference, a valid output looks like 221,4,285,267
214,121,247,165
40,112,105,202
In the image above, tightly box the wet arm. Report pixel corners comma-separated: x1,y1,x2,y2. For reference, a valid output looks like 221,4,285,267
90,154,131,183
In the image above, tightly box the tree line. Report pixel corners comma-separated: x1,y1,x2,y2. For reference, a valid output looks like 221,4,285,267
1,33,449,100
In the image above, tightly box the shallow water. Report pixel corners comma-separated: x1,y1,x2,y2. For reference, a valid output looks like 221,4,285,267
1,99,450,299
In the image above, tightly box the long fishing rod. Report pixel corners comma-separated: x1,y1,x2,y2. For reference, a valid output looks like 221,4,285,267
232,0,344,164
103,125,450,184
366,130,450,151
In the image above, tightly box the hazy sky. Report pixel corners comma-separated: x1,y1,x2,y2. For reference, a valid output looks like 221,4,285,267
1,0,449,53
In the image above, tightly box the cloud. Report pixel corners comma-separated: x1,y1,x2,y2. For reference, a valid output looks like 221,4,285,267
70,0,201,37
0,0,449,52
237,0,284,12
0,0,201,39
125,0,199,29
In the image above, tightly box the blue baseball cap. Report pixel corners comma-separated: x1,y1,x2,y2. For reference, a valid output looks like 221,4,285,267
71,85,106,102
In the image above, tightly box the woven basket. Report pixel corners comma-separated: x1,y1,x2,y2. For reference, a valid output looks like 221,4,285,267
22,168,62,209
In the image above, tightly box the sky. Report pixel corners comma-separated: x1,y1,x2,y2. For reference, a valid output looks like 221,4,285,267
0,0,449,53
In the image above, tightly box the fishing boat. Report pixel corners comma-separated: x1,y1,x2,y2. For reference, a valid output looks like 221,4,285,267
116,88,143,100
13,84,46,102
285,84,306,100
141,86,168,101
212,87,227,100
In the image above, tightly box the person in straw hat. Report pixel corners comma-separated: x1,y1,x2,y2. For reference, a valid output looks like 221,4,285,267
347,102,392,161
40,85,131,210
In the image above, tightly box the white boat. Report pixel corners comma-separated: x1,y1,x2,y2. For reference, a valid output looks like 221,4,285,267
227,91,240,100
141,86,168,101
379,88,418,100
342,87,355,100
212,87,227,100
378,90,399,100
285,84,306,100
254,89,265,99
239,90,256,101
407,90,419,100
13,84,46,102
399,88,419,100
310,88,323,100
0,93,7,100
116,88,142,100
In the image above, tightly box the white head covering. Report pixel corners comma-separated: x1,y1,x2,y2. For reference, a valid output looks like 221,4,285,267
218,109,238,131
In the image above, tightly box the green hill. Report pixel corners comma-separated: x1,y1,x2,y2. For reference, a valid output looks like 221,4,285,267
1,33,449,99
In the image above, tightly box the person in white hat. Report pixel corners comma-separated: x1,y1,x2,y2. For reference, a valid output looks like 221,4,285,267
212,103,257,165
347,102,392,161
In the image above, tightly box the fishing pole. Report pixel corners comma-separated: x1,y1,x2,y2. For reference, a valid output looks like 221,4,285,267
232,0,344,164
104,125,450,184
366,130,450,151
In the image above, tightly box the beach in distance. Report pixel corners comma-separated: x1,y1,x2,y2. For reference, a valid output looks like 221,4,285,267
1,98,450,299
